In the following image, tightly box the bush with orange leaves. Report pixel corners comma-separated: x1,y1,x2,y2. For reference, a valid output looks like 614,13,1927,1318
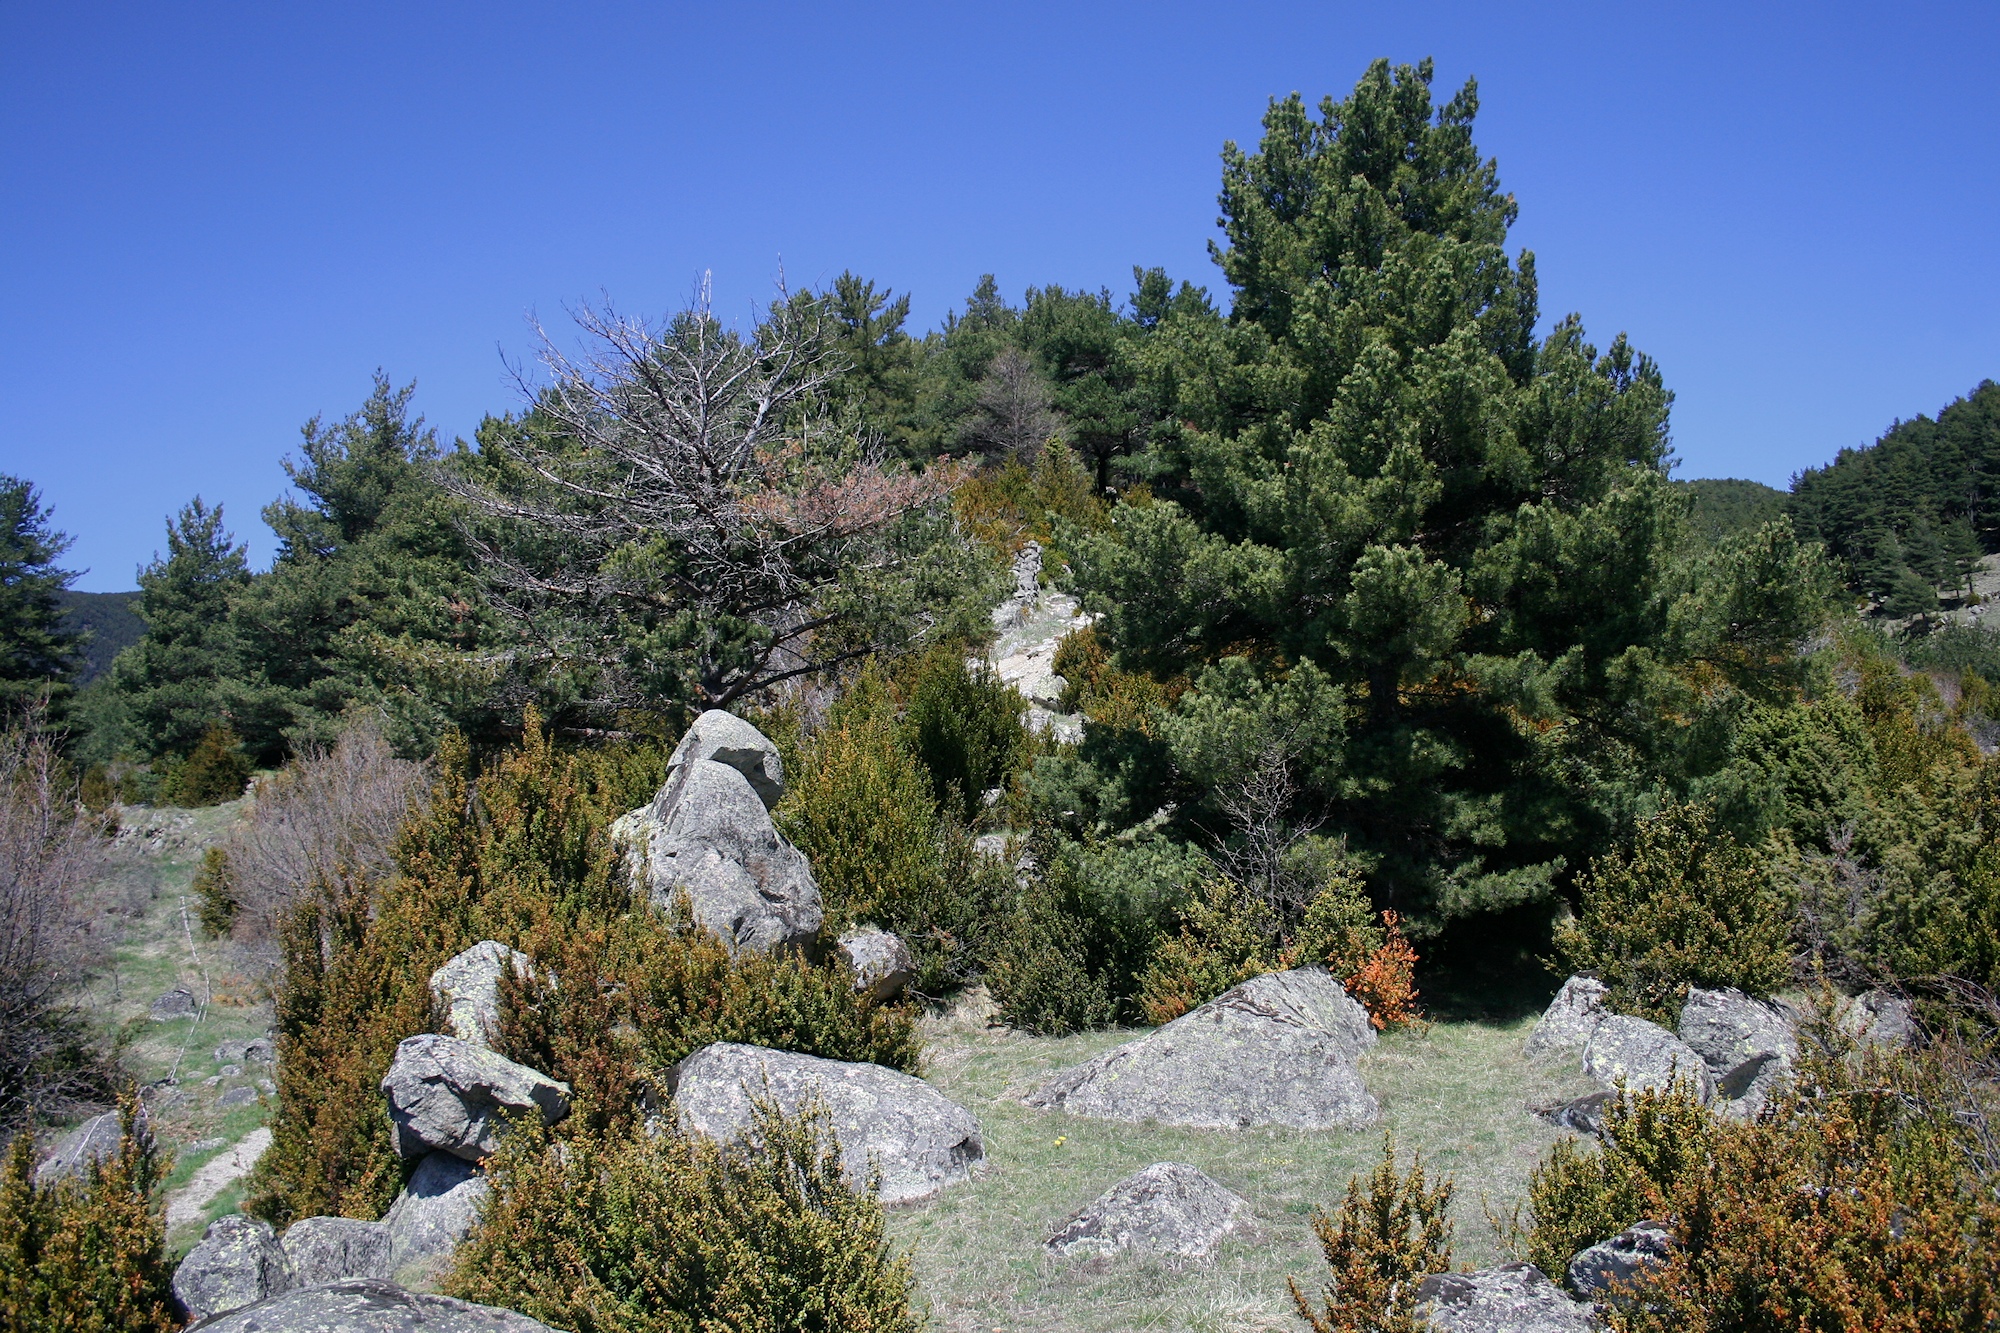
1289,1133,1455,1333
1339,912,1421,1032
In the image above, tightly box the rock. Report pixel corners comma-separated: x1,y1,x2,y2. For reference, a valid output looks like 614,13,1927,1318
1022,706,1083,744
383,1151,490,1281
1715,1050,1791,1119
245,1037,275,1063
190,1279,559,1333
838,927,914,1002
1415,1263,1599,1332
667,708,786,810
1678,987,1796,1076
1568,1219,1675,1300
220,1063,243,1077
149,987,198,1021
674,1042,984,1205
1045,1161,1252,1260
1026,968,1379,1130
1022,672,1069,709
611,751,822,954
166,1126,271,1230
1531,1091,1615,1138
1583,1014,1716,1100
1842,989,1918,1047
282,1215,394,1286
1524,976,1609,1060
380,1034,570,1161
33,1110,123,1185
430,940,535,1047
172,1214,292,1322
218,1086,259,1108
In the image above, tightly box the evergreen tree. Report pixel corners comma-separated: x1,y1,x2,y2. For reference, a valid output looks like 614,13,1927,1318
826,272,922,455
0,477,81,714
109,498,250,759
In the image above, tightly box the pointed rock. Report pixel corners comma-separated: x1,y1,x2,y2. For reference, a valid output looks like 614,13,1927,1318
1046,1162,1252,1260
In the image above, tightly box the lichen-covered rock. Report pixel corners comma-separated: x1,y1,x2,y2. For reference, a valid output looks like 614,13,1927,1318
191,1279,559,1333
1045,1162,1251,1260
1416,1263,1599,1332
281,1215,393,1286
383,1151,490,1284
1583,1014,1715,1100
380,1034,569,1161
674,1042,984,1205
1026,968,1378,1130
430,940,535,1048
838,927,914,1002
1568,1219,1675,1301
1524,976,1609,1061
1678,987,1796,1075
34,1110,123,1185
667,709,786,809
1842,989,1918,1047
172,1214,292,1322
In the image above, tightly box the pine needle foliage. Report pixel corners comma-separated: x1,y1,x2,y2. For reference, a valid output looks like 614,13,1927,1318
1289,1133,1455,1333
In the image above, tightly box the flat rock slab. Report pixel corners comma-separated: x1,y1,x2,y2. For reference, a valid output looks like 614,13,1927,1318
1583,1015,1715,1101
1524,976,1608,1061
1416,1263,1600,1332
381,1034,570,1161
675,1042,985,1205
191,1279,559,1333
1026,968,1379,1130
1045,1161,1251,1260
166,1126,270,1230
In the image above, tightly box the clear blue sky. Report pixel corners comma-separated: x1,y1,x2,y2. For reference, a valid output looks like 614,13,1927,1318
3,2,1994,591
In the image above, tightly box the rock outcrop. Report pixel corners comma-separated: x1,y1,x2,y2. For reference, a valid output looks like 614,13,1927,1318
611,714,821,954
172,1214,292,1322
1026,968,1378,1130
1582,1014,1715,1100
1415,1263,1599,1332
34,1110,123,1185
1567,1219,1675,1301
837,927,914,1002
380,1034,570,1161
1524,976,1610,1060
430,940,535,1048
282,1215,394,1286
383,1151,490,1282
674,1042,984,1205
190,1279,559,1333
1045,1162,1251,1261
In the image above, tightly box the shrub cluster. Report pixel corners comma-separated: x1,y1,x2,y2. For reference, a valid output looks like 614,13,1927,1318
1289,1134,1455,1333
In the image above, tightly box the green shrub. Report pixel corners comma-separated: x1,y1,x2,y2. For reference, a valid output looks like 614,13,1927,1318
0,1097,178,1333
167,721,251,806
444,1097,919,1333
899,646,1026,824
1289,1133,1454,1333
192,846,237,938
986,860,1118,1036
1555,801,1793,1025
1135,877,1276,1023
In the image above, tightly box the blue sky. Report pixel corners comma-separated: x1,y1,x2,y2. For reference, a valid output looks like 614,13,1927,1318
3,2,1994,591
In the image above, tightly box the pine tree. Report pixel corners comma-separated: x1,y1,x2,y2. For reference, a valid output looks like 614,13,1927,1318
0,477,81,715
109,498,250,759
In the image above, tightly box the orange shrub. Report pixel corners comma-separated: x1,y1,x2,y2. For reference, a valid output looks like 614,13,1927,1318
1343,911,1421,1031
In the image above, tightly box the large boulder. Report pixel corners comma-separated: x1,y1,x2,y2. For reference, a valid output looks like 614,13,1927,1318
380,1034,570,1161
1045,1161,1251,1261
172,1214,292,1322
1568,1219,1675,1301
1415,1263,1599,1332
34,1110,123,1185
383,1151,490,1283
1583,1015,1716,1100
282,1215,393,1286
838,927,914,1002
189,1279,559,1333
430,940,535,1048
667,709,786,809
611,743,822,954
1524,976,1609,1061
1026,968,1378,1130
674,1042,984,1205
1678,987,1796,1075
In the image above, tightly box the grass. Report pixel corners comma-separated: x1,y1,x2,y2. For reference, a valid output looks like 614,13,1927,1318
890,997,1594,1333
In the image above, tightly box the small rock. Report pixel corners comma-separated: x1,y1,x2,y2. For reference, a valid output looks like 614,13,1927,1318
1531,1091,1615,1138
1842,989,1918,1048
383,1151,490,1283
172,1214,292,1322
972,833,1010,861
33,1111,124,1185
1678,987,1795,1076
258,1077,277,1093
215,1041,250,1063
1022,707,1083,744
187,1136,228,1153
220,1063,243,1078
218,1086,260,1109
1568,1219,1675,1300
282,1215,393,1286
837,927,915,1002
244,1037,275,1063
381,1034,570,1161
1524,976,1609,1061
1045,1162,1251,1261
204,1075,223,1088
149,988,198,1021
1415,1262,1598,1332
1583,1014,1715,1100
430,940,535,1048
190,1279,559,1333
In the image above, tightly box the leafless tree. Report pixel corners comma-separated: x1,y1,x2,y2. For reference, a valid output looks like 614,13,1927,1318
961,346,1062,462
1211,739,1325,927
0,721,109,1130
447,280,975,717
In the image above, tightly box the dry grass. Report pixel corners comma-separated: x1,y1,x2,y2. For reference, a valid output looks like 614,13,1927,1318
891,996,1593,1333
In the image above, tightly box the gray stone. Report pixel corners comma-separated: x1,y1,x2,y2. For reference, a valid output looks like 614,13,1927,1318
675,1042,984,1205
1524,976,1609,1061
612,756,822,954
149,987,198,1021
1531,1091,1615,1139
838,927,914,1002
191,1279,558,1333
244,1037,275,1064
1678,986,1796,1076
217,1085,260,1109
220,1063,243,1078
1026,968,1379,1130
380,1034,570,1161
1568,1219,1675,1301
1715,1050,1791,1119
430,940,535,1048
34,1110,123,1185
383,1151,490,1283
1842,989,1918,1047
172,1214,292,1322
281,1215,393,1285
1583,1014,1716,1100
1415,1263,1599,1332
1045,1161,1251,1260
667,708,786,810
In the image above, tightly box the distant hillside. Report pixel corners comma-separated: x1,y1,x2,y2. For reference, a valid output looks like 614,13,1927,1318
1680,477,1788,542
58,589,143,683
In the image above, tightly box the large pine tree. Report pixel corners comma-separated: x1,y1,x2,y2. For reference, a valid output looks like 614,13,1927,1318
109,498,250,757
0,476,82,713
